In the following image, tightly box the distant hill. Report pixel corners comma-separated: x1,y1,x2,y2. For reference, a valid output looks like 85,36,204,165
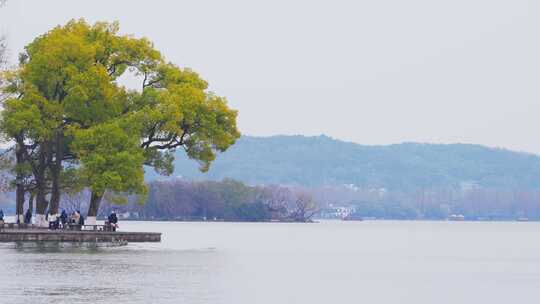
145,135,540,191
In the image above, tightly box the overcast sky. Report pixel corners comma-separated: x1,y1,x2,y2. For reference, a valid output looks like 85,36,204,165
1,0,539,153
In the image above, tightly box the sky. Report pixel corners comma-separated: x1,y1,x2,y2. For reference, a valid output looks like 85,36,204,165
1,0,539,153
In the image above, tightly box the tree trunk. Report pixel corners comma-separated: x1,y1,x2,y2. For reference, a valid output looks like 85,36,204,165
49,170,60,215
15,142,25,224
15,184,24,224
34,145,49,227
86,191,103,225
35,185,48,227
48,132,63,216
28,192,35,214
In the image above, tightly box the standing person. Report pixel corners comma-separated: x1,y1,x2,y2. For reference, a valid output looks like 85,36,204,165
24,209,32,224
0,209,4,224
74,211,81,226
59,209,67,228
78,212,85,226
108,211,119,232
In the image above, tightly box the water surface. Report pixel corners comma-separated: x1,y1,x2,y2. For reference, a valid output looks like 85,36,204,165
0,220,539,303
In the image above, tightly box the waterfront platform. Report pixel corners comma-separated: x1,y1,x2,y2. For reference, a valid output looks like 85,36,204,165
0,225,161,243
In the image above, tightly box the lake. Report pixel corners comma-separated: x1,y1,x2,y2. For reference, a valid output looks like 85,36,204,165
0,220,538,303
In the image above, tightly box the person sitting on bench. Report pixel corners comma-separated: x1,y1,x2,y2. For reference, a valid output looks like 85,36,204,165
107,211,119,231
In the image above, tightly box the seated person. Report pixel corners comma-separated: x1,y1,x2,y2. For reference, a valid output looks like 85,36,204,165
107,211,119,231
48,213,59,230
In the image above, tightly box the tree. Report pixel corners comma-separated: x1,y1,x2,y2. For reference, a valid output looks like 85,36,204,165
0,19,240,225
71,119,147,219
258,185,291,220
1,20,144,224
288,192,318,222
0,35,5,69
80,26,240,222
0,1,8,102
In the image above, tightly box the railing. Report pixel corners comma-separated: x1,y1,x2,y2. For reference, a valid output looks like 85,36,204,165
0,222,118,232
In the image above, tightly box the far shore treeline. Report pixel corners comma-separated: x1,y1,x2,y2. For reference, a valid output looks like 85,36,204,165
0,19,240,225
94,178,540,222
55,179,318,222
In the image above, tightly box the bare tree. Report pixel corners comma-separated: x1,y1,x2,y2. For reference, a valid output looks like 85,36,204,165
0,35,5,66
0,0,8,102
288,192,319,222
0,41,6,96
63,191,90,213
258,185,291,220
0,1,6,63
0,150,13,193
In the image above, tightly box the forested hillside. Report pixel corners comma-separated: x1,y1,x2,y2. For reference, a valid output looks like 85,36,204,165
147,135,540,190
